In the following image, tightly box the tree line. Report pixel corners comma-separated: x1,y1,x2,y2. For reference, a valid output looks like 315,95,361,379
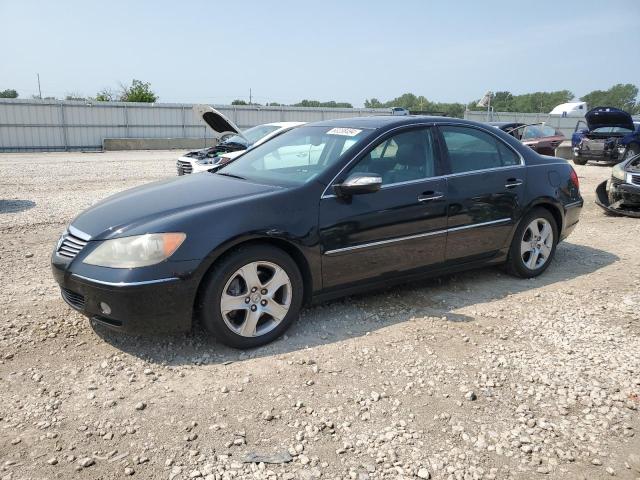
2,82,638,117
232,99,354,108
0,80,158,103
365,84,640,117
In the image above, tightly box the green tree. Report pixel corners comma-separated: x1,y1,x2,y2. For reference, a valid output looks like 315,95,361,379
468,90,573,113
581,83,638,112
119,79,157,103
231,99,248,105
294,99,353,108
0,89,18,98
94,88,116,102
365,92,466,117
364,98,383,108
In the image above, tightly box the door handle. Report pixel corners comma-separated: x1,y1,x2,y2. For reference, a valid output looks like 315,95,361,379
417,191,445,202
505,178,523,189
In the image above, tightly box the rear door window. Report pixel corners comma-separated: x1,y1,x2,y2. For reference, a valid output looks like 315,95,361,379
440,126,520,173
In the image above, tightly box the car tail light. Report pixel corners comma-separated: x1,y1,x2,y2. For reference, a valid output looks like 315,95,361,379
569,167,579,190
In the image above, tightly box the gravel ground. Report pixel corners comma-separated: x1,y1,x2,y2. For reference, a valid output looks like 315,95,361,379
1,150,639,480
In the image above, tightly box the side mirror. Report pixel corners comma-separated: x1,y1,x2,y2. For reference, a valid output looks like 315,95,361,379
333,173,382,198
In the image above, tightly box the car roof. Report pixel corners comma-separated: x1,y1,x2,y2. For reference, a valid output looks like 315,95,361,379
263,121,306,128
487,121,525,127
311,115,495,131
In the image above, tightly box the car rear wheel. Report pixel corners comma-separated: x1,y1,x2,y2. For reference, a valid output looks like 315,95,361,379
506,209,558,278
199,244,303,349
572,155,587,166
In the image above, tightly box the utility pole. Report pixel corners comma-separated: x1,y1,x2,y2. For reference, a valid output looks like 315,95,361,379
249,88,252,105
37,73,42,99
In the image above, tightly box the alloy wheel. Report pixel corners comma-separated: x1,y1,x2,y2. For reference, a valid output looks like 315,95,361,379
520,218,554,270
220,261,292,338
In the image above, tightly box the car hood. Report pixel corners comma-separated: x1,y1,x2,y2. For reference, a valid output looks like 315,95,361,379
585,107,634,131
193,104,245,140
71,174,281,240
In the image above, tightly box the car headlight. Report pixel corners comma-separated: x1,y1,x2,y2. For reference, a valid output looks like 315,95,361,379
83,233,186,268
611,163,626,181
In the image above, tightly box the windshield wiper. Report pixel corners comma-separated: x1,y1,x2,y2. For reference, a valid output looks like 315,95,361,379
216,172,246,180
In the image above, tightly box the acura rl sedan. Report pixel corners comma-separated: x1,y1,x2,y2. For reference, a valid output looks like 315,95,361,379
52,116,583,348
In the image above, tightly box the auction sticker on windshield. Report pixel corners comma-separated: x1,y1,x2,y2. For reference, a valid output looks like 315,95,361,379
326,128,362,136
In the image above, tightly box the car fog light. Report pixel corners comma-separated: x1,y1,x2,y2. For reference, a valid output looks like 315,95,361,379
100,302,112,315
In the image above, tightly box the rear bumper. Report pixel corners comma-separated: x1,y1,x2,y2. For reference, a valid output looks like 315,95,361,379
52,262,195,333
561,198,583,240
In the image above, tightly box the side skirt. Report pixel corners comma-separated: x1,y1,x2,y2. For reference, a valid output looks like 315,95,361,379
310,252,509,305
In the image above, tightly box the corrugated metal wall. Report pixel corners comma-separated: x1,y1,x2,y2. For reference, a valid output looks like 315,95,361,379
0,99,389,152
464,110,640,138
464,111,583,138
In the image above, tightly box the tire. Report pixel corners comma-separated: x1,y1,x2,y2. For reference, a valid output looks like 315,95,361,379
199,244,304,349
572,155,587,166
506,208,558,278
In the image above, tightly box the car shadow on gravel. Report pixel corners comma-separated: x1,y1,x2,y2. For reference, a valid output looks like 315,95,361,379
0,199,36,213
92,241,618,366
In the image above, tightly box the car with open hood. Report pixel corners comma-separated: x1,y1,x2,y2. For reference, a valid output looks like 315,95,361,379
571,107,640,165
489,122,565,156
595,152,640,217
52,116,582,349
176,105,304,174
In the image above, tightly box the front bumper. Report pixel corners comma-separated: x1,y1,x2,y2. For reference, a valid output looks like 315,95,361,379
573,146,622,162
51,259,197,333
595,179,640,217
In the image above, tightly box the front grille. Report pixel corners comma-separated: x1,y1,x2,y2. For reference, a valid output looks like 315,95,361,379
177,160,193,174
632,174,640,186
57,231,88,259
61,287,85,310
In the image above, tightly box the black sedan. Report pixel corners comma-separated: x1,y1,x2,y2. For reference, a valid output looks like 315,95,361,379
52,116,583,348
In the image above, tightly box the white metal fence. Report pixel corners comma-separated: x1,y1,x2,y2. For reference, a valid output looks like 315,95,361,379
0,99,389,152
463,110,585,138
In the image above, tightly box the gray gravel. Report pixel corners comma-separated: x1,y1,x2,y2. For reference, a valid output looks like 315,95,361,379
1,151,639,479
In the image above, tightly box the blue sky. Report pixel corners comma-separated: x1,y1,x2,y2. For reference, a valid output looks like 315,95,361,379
1,0,639,106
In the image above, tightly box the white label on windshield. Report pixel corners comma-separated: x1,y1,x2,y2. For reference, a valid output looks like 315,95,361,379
326,127,362,137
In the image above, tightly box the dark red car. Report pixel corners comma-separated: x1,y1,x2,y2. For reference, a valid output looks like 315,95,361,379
489,122,565,156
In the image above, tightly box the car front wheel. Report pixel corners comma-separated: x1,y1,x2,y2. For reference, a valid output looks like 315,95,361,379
199,244,303,349
507,209,558,278
572,155,587,166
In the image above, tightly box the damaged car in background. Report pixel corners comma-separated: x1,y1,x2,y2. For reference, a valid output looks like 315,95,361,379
596,153,640,217
177,105,304,175
489,122,565,156
571,107,640,165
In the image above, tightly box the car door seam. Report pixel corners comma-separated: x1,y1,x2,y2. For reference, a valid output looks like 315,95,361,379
323,218,511,256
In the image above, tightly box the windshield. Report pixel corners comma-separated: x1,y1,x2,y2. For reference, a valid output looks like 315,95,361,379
591,126,633,134
217,125,369,186
223,124,281,147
